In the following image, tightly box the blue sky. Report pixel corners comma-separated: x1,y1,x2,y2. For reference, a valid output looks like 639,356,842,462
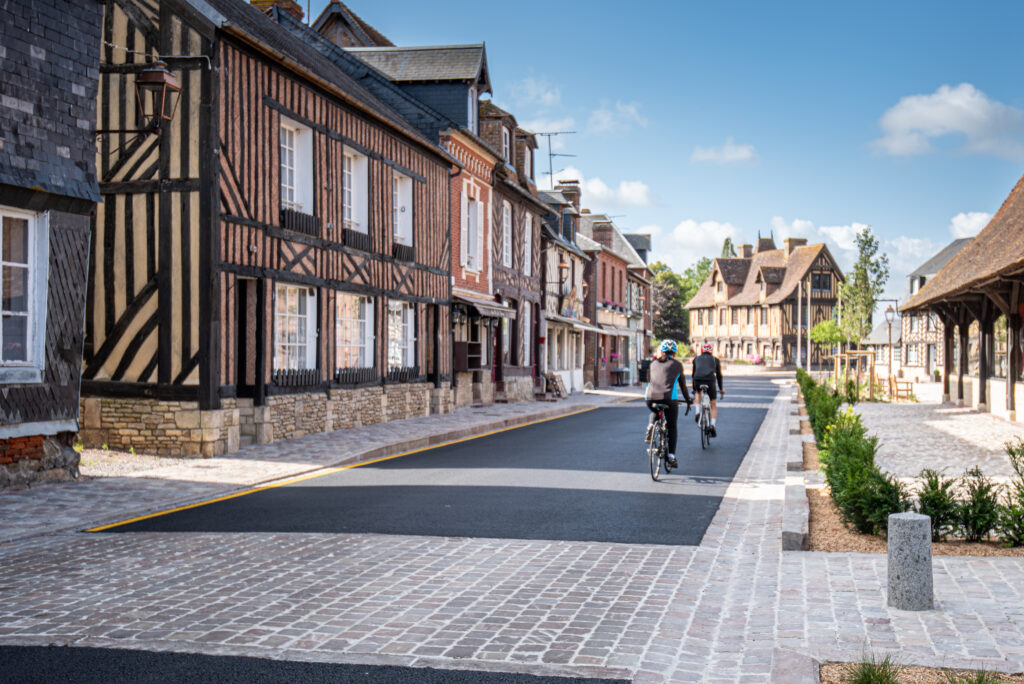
304,0,1024,303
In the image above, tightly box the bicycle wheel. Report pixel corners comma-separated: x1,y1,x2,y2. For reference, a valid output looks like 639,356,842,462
700,416,708,450
647,423,663,479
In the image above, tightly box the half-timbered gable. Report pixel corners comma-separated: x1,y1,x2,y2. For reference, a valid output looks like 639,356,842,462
685,236,844,368
80,0,455,456
0,0,102,486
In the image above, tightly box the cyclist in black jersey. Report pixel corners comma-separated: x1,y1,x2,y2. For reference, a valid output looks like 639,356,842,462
692,342,724,437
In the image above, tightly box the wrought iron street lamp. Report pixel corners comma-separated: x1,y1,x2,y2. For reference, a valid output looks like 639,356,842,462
96,60,180,137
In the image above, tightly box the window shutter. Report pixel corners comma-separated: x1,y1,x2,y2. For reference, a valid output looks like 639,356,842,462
460,185,468,267
476,200,485,271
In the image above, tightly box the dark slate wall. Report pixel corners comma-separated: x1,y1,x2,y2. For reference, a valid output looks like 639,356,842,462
398,83,470,129
0,0,103,207
0,212,91,430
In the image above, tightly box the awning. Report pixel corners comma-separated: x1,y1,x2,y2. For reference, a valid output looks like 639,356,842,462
546,313,603,334
453,294,516,319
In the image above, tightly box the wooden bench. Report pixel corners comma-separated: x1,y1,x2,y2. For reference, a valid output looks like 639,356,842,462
891,376,913,400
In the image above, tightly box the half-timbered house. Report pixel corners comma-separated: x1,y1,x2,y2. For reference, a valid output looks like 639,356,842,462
0,0,102,486
478,102,545,402
80,0,454,456
539,186,591,395
685,236,844,368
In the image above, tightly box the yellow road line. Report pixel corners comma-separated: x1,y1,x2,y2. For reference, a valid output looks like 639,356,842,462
85,405,601,533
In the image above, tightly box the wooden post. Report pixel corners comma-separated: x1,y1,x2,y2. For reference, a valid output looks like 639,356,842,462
942,317,953,403
958,319,968,406
1009,312,1019,418
979,307,991,411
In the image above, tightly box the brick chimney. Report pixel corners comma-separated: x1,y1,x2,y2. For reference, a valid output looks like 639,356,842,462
784,237,808,256
592,220,615,250
556,180,581,212
251,0,304,20
738,244,753,258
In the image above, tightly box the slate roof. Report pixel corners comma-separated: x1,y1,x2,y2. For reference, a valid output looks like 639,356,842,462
575,233,603,253
685,243,843,309
904,172,1024,311
908,238,972,278
756,236,778,253
188,0,450,161
345,45,489,91
625,233,651,253
864,317,902,346
578,214,646,267
311,0,393,47
479,100,515,122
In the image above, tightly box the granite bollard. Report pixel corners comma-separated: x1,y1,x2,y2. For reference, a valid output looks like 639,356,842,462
887,512,933,610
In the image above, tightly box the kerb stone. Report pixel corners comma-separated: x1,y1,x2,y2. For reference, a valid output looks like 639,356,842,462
887,512,933,611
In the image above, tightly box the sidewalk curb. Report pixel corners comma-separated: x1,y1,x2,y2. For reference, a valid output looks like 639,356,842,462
771,648,821,683
782,390,811,551
2,395,638,543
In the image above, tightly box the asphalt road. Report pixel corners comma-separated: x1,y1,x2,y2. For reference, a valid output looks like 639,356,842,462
106,376,777,546
0,646,628,684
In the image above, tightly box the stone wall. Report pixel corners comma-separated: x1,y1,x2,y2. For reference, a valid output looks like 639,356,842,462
79,397,240,457
0,433,80,488
503,376,535,402
453,372,495,408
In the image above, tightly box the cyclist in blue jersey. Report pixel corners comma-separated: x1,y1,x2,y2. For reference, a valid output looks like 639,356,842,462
644,339,692,468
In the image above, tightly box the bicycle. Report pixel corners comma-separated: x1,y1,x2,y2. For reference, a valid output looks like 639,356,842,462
646,402,690,481
697,384,713,449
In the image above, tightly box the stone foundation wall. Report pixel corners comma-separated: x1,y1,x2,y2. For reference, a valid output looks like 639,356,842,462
453,372,496,408
79,397,239,457
79,383,451,456
504,376,535,402
0,433,80,488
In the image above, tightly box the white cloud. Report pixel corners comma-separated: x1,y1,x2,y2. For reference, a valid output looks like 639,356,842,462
587,101,647,134
643,219,741,273
541,165,652,208
769,216,815,242
872,83,1024,159
690,137,758,164
948,211,991,238
510,77,561,108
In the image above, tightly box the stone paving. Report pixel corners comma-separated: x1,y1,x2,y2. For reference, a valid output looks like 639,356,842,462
1,377,1023,682
859,399,1024,483
0,392,629,543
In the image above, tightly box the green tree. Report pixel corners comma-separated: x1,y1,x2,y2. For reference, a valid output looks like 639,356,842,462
681,257,712,302
650,261,687,343
721,238,737,257
838,227,889,345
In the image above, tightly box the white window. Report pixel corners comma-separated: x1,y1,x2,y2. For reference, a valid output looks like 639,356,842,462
467,86,477,134
523,214,532,276
279,119,313,213
502,202,512,267
521,304,531,366
502,127,511,162
336,293,374,369
502,315,511,363
392,171,413,246
461,183,485,271
907,344,919,365
342,149,369,234
387,300,416,370
274,283,317,371
524,144,532,179
1,208,49,383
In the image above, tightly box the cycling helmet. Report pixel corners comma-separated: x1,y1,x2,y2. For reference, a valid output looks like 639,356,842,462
658,339,678,355
701,343,714,354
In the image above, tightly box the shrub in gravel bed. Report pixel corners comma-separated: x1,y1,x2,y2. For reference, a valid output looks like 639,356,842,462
997,439,1024,547
958,467,1001,543
917,468,959,542
840,651,903,683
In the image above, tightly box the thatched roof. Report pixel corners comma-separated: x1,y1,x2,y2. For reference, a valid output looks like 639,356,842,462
904,172,1024,312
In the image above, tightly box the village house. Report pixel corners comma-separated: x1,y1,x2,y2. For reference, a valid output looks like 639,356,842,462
863,315,903,380
0,0,102,486
539,184,592,395
78,0,456,456
275,3,510,408
900,238,971,382
578,214,633,387
685,235,844,368
903,172,1024,420
477,102,546,402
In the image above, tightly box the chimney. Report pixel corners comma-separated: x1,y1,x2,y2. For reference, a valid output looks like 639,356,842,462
592,221,614,249
556,180,581,212
784,237,808,256
738,244,753,258
251,0,304,20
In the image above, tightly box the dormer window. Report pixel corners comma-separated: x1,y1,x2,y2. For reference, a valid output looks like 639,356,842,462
524,145,532,179
467,86,478,134
716,280,723,293
502,127,511,163
760,279,765,295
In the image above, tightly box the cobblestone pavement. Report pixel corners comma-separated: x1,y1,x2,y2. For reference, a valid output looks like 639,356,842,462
2,377,1023,681
859,400,1024,482
0,392,632,543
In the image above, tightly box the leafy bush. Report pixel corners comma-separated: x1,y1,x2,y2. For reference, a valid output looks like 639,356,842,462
957,467,1001,542
997,439,1024,547
845,378,859,405
917,468,959,541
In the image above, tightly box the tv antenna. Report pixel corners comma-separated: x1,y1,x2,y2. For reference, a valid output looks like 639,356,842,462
534,131,576,189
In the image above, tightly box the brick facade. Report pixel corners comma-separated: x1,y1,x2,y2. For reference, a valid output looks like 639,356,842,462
0,433,79,488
